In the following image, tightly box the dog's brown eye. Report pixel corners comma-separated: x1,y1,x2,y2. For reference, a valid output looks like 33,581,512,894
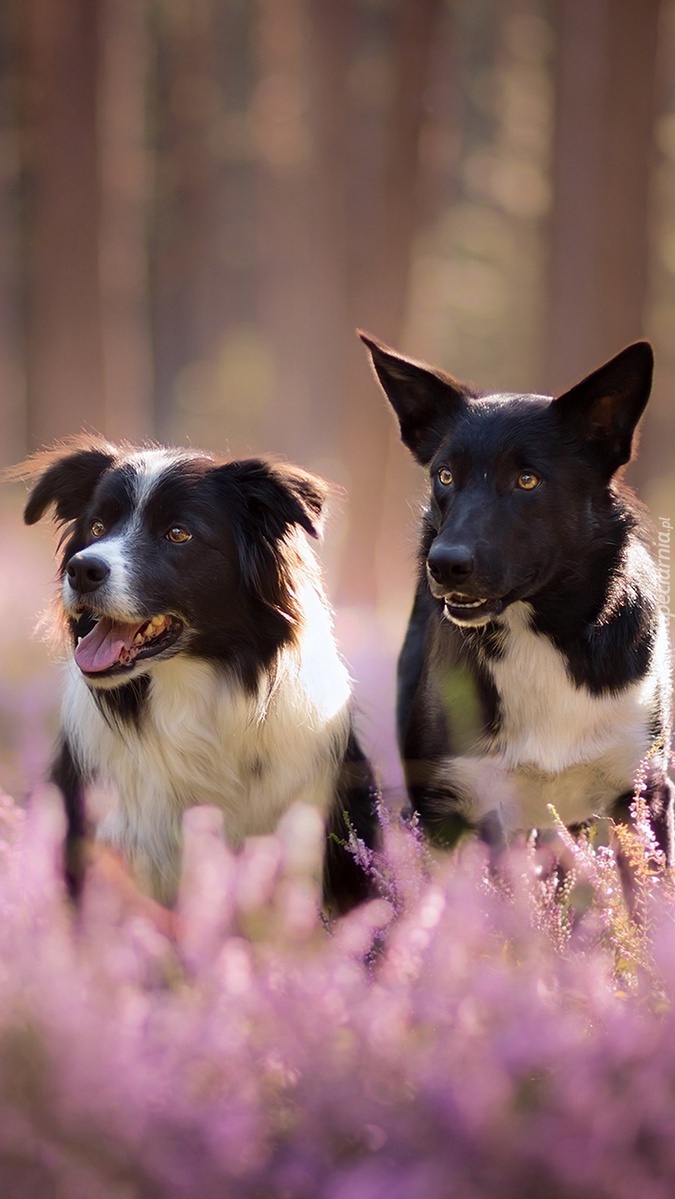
166,526,192,544
438,468,453,486
90,520,106,538
517,471,541,490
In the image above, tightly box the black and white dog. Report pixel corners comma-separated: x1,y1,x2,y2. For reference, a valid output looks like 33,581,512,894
360,333,674,859
20,439,378,911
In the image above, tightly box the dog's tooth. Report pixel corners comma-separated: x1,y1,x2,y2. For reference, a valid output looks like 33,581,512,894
446,596,488,609
139,615,169,641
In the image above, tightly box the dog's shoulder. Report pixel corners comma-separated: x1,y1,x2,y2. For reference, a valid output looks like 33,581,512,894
529,527,664,695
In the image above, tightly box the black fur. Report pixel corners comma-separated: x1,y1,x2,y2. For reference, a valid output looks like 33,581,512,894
361,333,674,859
51,737,87,898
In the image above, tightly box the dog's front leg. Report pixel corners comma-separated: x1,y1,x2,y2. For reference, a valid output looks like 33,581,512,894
51,737,89,898
419,754,513,856
477,808,508,861
646,775,675,865
612,773,675,867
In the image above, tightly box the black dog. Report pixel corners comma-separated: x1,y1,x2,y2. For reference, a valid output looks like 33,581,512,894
361,333,673,859
19,439,377,911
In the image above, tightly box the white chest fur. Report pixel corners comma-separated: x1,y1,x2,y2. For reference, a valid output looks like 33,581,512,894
446,602,666,832
63,598,351,902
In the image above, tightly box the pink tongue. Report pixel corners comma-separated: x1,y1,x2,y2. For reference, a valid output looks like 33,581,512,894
74,618,142,673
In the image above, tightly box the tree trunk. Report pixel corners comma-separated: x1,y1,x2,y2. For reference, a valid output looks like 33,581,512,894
0,0,25,464
341,0,444,608
253,0,317,462
21,0,105,446
544,0,660,395
98,0,153,441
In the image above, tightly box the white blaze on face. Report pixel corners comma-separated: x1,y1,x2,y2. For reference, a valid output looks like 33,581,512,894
63,449,202,675
127,447,208,510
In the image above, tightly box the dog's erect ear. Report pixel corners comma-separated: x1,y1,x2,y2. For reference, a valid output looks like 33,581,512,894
552,342,654,473
12,442,116,526
214,459,330,541
358,330,470,465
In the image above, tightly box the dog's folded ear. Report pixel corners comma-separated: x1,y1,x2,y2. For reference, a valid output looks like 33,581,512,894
213,459,331,541
9,440,116,526
211,459,333,626
553,341,654,473
267,462,330,540
358,330,471,465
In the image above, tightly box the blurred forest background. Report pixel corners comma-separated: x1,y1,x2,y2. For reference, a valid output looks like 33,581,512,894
0,0,674,793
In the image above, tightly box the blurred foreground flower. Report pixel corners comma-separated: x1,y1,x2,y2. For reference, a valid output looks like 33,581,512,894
0,788,674,1197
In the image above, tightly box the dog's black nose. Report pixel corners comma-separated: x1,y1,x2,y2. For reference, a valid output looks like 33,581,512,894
66,553,110,594
427,544,474,585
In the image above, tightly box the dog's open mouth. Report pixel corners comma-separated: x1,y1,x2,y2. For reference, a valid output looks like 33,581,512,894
443,593,503,623
73,611,183,675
